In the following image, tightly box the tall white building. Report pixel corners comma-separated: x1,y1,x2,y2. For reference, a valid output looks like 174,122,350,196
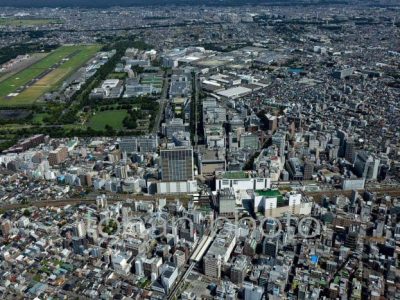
160,147,194,181
203,223,236,279
244,282,264,300
354,151,380,180
161,264,179,293
135,257,144,276
111,251,131,276
272,131,286,161
215,171,271,192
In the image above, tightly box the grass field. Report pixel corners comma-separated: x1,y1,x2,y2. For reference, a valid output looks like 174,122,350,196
0,44,101,107
0,53,48,82
107,72,127,79
88,110,128,131
32,113,50,124
0,18,62,26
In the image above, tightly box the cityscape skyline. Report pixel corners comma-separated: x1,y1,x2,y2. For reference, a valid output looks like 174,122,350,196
0,1,399,299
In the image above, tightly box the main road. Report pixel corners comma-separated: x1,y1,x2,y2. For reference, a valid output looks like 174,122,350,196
152,69,171,134
193,72,200,148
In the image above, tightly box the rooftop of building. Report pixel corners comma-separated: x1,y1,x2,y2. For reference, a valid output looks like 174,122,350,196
223,171,248,179
256,189,286,206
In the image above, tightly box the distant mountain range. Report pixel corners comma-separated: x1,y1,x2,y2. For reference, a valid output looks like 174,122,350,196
0,0,354,8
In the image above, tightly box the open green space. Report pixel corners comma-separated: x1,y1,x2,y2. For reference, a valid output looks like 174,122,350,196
0,53,48,83
32,113,50,124
0,37,158,152
107,72,127,80
0,44,101,107
0,18,62,26
88,110,129,131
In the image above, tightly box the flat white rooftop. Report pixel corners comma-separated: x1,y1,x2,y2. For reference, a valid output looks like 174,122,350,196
216,86,252,99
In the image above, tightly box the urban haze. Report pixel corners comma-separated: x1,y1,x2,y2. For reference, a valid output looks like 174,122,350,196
0,1,399,299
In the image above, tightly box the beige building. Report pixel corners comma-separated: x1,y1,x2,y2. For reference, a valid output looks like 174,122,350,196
48,146,68,166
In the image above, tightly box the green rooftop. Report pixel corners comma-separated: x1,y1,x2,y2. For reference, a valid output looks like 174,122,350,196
256,189,287,207
256,189,281,197
334,276,340,284
223,171,248,179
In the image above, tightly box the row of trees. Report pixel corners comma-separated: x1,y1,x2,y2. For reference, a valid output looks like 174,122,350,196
0,42,58,65
0,126,147,141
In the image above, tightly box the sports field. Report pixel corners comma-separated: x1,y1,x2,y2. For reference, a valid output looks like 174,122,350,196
0,18,62,26
88,110,129,131
0,44,101,107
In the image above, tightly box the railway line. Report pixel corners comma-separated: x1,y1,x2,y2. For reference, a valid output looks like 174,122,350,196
304,187,400,203
1,186,399,212
0,193,188,211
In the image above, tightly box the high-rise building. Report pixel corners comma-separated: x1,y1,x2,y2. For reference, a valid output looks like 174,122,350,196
272,132,286,160
394,224,400,240
287,157,304,181
125,238,146,255
137,135,159,153
218,188,236,218
244,282,264,300
239,132,259,150
344,138,356,163
1,220,12,237
327,144,339,160
203,254,222,279
354,151,380,180
161,264,179,294
143,256,162,277
115,165,129,179
243,238,257,256
4,134,46,153
161,147,194,181
344,231,358,250
173,250,186,268
108,150,121,163
162,118,188,138
75,221,86,238
231,256,247,285
332,67,354,79
135,257,144,276
303,160,314,180
203,224,236,278
111,251,131,276
263,238,279,257
48,146,68,166
266,114,277,132
336,129,348,157
119,137,138,153
72,237,83,254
